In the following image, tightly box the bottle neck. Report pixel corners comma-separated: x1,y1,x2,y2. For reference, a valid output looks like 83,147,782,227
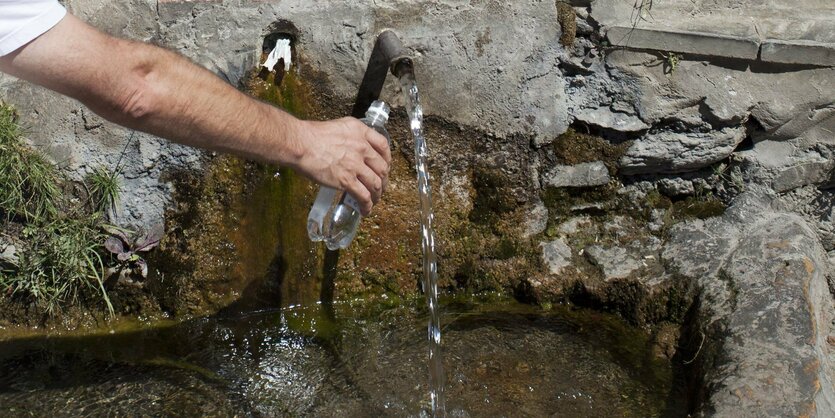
366,112,387,127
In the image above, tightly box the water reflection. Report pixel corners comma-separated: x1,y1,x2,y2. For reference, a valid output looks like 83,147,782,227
0,297,685,417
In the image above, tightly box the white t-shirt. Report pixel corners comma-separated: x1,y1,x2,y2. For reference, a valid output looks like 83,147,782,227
0,0,66,56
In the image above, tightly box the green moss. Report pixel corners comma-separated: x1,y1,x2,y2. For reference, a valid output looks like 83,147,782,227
556,2,577,47
661,281,692,324
540,183,618,223
248,69,313,119
469,167,517,226
453,259,504,293
360,268,402,294
672,196,726,220
637,190,726,238
490,238,519,260
552,128,629,173
645,190,672,211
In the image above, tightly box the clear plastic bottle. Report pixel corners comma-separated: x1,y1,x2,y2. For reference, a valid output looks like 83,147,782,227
306,185,338,242
306,100,391,250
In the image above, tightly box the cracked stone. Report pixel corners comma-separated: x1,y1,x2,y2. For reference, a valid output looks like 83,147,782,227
619,127,747,175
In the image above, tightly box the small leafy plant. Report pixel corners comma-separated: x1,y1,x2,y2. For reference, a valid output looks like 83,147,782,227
104,224,163,279
661,52,682,75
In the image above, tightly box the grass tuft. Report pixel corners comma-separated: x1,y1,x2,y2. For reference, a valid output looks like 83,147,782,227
0,102,116,318
4,215,113,316
87,166,121,215
0,103,60,222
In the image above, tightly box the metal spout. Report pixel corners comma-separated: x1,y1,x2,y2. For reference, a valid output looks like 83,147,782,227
351,30,413,118
377,30,413,78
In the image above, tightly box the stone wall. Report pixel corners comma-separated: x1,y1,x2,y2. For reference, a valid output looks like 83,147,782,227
1,0,835,415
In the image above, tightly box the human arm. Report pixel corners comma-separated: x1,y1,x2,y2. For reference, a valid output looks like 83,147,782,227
0,14,390,215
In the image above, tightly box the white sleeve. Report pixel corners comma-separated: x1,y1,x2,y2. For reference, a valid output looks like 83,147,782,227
0,0,67,56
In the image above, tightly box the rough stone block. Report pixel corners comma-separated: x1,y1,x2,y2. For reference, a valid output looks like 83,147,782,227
0,240,18,267
585,245,643,281
524,202,549,238
771,161,834,193
665,191,835,415
540,239,572,275
619,127,746,175
542,161,610,188
574,107,649,132
606,26,760,60
761,39,835,67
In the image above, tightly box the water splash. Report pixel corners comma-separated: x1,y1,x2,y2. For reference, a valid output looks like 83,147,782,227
398,69,446,417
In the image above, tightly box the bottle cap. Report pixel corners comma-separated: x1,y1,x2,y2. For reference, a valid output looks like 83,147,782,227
367,100,390,123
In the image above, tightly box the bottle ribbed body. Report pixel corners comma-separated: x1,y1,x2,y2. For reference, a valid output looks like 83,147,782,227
306,101,391,249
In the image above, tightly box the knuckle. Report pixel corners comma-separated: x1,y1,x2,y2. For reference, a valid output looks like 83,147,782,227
339,173,353,188
359,187,371,201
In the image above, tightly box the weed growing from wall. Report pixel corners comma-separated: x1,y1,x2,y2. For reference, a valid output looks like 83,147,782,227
10,215,112,315
87,166,122,215
0,104,59,222
0,103,115,317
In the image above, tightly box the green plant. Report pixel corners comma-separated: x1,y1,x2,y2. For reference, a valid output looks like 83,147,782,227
0,102,117,317
104,224,163,279
0,103,60,222
661,51,682,75
712,162,746,191
87,166,121,215
3,215,113,316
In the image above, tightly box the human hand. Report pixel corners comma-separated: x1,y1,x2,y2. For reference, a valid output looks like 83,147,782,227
291,117,391,216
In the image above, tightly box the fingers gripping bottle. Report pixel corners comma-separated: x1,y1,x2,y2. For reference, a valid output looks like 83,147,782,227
306,100,391,250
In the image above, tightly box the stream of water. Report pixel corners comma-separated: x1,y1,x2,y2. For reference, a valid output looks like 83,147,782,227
398,69,446,416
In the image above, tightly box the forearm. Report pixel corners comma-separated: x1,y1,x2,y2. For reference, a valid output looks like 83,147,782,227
0,14,305,168
105,40,305,166
0,13,391,214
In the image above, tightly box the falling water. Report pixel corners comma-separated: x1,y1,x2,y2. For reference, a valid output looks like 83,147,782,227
398,68,446,416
